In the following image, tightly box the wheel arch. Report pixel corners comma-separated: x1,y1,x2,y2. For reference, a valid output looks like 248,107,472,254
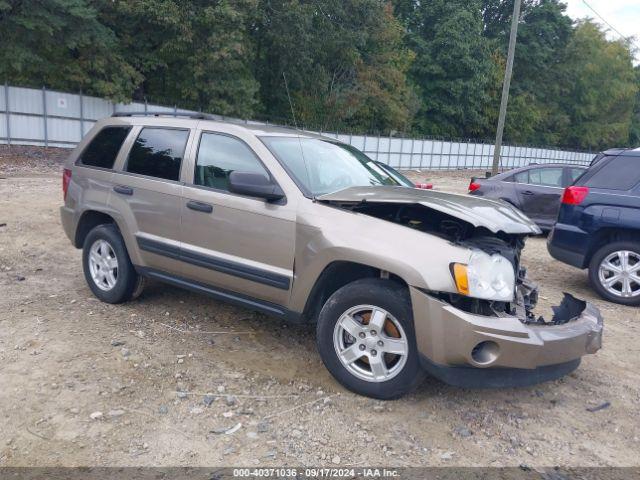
74,210,118,248
301,260,409,323
586,227,640,264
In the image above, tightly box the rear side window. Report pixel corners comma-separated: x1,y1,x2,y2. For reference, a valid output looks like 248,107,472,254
126,128,189,181
194,133,269,191
582,156,640,190
78,126,131,169
514,171,528,183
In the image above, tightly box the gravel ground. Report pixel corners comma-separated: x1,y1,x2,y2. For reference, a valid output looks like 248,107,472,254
1,146,639,468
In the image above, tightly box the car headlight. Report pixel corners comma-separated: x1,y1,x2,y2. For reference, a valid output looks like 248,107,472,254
451,250,515,302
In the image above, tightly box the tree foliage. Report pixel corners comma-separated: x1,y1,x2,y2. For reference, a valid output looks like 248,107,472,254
557,21,637,149
631,66,640,146
98,0,260,116
0,0,638,149
0,0,140,97
253,0,415,132
483,0,574,146
397,0,495,138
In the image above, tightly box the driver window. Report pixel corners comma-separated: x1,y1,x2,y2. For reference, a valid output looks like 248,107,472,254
195,133,269,191
528,167,563,187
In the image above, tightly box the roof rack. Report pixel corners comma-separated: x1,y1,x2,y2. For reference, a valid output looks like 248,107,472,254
112,111,221,120
110,110,296,131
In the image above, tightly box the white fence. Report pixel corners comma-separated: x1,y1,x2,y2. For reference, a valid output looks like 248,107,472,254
0,84,594,169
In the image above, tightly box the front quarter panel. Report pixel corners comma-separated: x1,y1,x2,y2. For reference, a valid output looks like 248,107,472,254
288,200,472,313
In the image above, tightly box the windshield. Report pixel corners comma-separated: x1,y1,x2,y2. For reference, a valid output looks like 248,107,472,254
261,137,402,196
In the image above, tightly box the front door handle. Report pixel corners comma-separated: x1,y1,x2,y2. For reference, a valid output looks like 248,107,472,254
113,185,133,195
186,200,213,213
522,190,535,196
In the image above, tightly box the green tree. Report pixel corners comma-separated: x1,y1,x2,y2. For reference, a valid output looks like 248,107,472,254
0,0,140,99
630,66,640,146
557,21,637,150
253,0,415,133
395,0,494,138
482,0,573,145
99,0,260,117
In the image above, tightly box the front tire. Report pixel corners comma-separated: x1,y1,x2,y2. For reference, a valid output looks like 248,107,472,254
82,224,140,304
588,241,640,306
316,278,423,399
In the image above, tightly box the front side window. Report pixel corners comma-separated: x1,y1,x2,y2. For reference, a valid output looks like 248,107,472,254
125,128,189,181
528,167,563,187
194,133,269,191
261,137,401,196
79,126,131,169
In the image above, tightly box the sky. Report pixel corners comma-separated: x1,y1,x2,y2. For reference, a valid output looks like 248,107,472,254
563,0,640,63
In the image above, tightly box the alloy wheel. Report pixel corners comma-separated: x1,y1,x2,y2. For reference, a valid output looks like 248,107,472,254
598,250,640,298
88,239,119,291
333,305,409,383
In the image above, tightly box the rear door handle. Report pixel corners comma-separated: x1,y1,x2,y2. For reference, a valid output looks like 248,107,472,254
522,190,535,195
186,200,213,213
113,185,133,196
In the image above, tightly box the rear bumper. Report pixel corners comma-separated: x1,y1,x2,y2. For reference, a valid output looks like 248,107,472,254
409,287,603,387
547,223,590,269
60,206,76,244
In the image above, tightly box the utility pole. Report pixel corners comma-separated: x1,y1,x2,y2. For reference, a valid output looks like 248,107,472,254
491,0,521,175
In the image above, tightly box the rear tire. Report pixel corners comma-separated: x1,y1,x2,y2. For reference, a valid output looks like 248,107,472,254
82,224,140,304
588,241,640,306
316,278,423,399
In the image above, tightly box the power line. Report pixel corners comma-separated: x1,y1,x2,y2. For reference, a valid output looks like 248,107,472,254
581,0,635,45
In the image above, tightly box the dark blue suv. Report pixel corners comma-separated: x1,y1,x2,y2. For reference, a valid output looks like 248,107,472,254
548,148,640,305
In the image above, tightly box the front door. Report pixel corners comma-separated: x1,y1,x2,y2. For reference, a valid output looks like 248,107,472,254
110,126,192,274
514,166,564,228
179,131,296,306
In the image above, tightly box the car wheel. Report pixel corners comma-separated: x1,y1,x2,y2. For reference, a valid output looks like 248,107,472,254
82,224,140,304
316,278,423,399
588,241,640,306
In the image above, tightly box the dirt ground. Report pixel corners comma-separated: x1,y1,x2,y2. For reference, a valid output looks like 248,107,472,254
1,146,639,468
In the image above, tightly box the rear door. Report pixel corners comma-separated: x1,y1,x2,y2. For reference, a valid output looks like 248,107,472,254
72,125,132,213
179,130,296,306
514,166,564,228
109,126,194,274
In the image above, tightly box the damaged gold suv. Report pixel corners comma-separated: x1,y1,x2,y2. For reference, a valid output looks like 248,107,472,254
60,113,603,399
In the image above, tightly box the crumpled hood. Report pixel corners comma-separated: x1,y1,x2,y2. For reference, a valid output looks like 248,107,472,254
316,186,542,235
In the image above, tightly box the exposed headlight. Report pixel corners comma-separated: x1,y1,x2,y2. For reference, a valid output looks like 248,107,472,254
451,250,515,302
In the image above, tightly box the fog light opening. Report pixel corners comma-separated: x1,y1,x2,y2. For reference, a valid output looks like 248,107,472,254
471,341,500,365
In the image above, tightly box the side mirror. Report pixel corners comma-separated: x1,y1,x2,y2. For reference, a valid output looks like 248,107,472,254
228,171,285,202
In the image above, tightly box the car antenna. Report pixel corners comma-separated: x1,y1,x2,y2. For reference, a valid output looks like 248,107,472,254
282,71,299,130
283,70,314,199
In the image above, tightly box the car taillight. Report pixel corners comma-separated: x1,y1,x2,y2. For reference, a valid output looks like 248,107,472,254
62,168,72,200
561,186,589,205
415,183,433,190
468,181,481,192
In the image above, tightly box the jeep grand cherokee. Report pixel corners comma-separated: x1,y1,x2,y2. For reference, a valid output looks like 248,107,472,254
60,113,603,399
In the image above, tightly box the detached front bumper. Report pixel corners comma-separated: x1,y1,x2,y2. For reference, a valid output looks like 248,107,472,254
409,287,603,388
